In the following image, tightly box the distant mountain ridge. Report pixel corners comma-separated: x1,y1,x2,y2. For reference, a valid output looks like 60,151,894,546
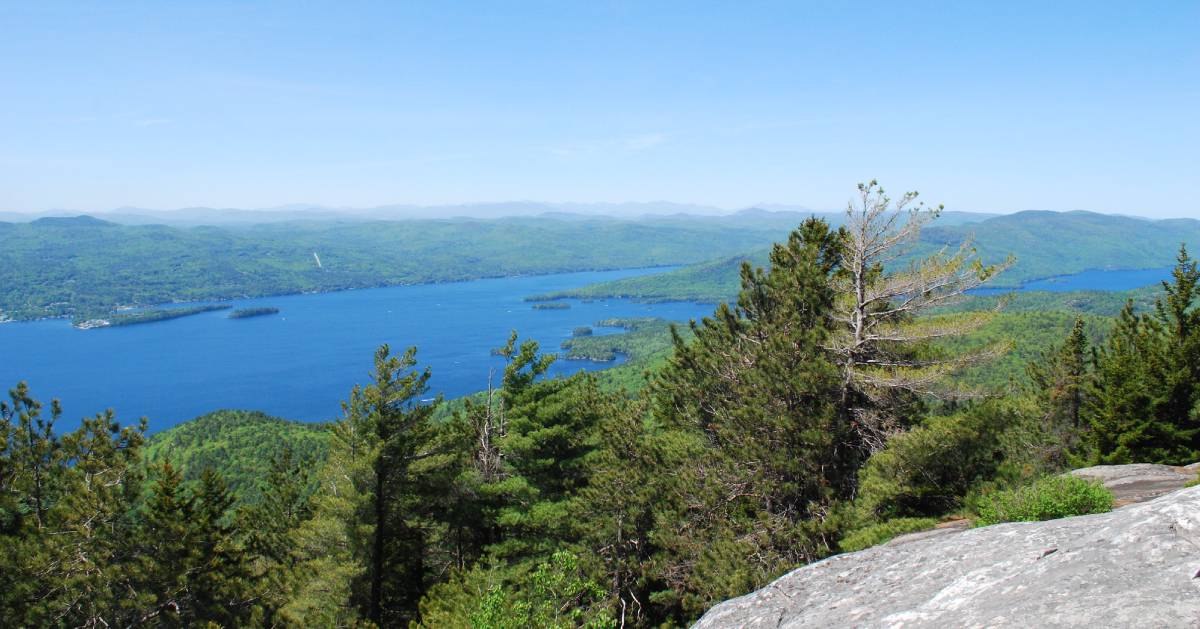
538,210,1200,303
1,201,736,225
0,203,1128,227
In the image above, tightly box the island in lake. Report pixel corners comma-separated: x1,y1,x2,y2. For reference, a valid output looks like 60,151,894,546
229,307,280,319
74,304,232,329
532,302,570,310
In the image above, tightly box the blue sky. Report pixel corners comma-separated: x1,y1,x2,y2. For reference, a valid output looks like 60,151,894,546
1,1,1197,217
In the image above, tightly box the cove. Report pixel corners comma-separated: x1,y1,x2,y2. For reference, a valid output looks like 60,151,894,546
0,268,713,432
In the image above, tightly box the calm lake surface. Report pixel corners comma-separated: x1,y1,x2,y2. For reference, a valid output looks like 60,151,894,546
972,267,1174,295
1,268,713,432
2,265,1174,432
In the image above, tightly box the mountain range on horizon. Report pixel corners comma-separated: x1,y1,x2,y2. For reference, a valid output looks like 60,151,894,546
0,201,1181,227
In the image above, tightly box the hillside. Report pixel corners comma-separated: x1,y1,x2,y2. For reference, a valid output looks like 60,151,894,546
923,210,1200,286
536,211,1200,303
143,409,329,502
0,213,799,321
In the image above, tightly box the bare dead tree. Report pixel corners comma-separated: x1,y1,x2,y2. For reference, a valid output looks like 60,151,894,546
828,180,1012,451
469,369,506,483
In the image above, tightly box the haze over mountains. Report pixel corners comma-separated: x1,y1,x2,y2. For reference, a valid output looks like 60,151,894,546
0,201,1173,227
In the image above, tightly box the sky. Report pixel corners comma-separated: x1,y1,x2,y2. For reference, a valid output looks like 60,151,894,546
1,1,1197,218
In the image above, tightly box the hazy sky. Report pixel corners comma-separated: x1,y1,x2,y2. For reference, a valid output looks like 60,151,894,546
2,1,1197,217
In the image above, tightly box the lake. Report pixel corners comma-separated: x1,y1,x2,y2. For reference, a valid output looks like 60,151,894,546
2,265,1174,433
0,268,713,432
971,267,1174,295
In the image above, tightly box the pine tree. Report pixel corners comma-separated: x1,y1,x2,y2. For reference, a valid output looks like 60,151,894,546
648,217,851,618
289,344,441,626
1027,316,1094,466
575,394,670,627
243,446,314,621
190,467,257,625
1088,246,1200,464
1,386,146,627
1151,245,1200,456
136,461,198,624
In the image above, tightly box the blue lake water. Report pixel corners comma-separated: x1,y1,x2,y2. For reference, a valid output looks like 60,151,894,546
2,265,1175,433
0,268,713,432
971,267,1174,295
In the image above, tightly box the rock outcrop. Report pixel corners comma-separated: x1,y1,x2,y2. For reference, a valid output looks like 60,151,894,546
1070,462,1199,506
694,483,1200,628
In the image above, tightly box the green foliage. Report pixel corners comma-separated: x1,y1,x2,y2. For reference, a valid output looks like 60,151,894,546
143,409,329,502
646,218,856,619
922,210,1200,288
1085,247,1200,465
530,254,764,304
90,303,231,327
855,403,1021,523
951,284,1160,318
338,345,442,625
229,306,280,318
0,213,798,321
545,211,1199,305
470,552,616,629
939,311,1109,390
560,317,681,362
0,382,291,626
838,518,940,553
135,462,259,625
22,202,1200,628
974,475,1113,526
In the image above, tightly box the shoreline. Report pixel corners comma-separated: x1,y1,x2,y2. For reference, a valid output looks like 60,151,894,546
3,264,684,325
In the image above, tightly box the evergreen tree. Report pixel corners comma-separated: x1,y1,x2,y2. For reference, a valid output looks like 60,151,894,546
648,218,851,618
1151,246,1200,456
1026,316,1094,466
136,461,198,624
1,384,147,627
243,446,315,621
1088,246,1200,464
575,394,672,626
190,467,257,625
290,344,441,626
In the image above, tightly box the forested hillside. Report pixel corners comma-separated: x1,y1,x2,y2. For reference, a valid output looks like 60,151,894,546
0,213,797,321
4,189,1200,627
535,211,1200,303
142,410,329,502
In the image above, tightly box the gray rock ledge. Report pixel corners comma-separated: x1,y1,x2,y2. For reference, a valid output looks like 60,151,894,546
694,486,1200,628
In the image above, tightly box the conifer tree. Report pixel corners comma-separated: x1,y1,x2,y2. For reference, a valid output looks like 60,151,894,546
52,410,147,626
576,395,668,627
243,446,314,620
0,385,146,627
451,332,613,564
1027,316,1094,465
136,461,197,624
290,344,441,626
1088,246,1200,464
190,467,257,625
649,217,851,617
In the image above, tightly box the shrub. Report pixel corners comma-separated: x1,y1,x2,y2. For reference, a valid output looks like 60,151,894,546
855,403,1018,523
974,475,1113,526
838,517,939,553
